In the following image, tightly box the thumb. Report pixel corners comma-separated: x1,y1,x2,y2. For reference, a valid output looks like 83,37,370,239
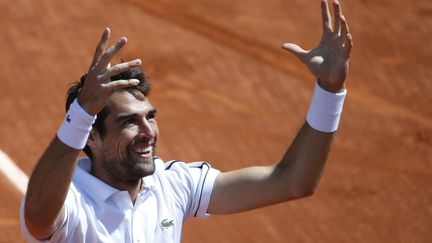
282,43,307,61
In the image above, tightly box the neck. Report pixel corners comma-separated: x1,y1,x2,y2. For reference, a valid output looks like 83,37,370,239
90,166,143,204
127,178,143,204
108,177,142,204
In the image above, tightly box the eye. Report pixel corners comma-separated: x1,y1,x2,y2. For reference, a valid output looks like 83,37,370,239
146,110,156,121
122,117,136,126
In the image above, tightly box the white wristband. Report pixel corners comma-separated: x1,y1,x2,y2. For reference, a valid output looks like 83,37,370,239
306,82,347,133
57,99,96,149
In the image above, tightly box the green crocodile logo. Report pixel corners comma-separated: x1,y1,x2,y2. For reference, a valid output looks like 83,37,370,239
160,219,175,230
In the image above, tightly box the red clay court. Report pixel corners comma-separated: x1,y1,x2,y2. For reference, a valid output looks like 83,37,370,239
0,0,431,242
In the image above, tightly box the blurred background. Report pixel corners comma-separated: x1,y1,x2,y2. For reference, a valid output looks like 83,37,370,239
0,0,431,242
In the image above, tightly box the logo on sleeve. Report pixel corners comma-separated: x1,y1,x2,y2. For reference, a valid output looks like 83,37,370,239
160,219,175,230
66,115,71,123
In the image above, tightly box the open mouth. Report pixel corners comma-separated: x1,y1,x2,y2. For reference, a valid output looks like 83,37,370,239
131,140,155,158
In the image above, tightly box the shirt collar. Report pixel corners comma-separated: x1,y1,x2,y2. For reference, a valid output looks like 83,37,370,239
142,173,155,190
73,157,119,202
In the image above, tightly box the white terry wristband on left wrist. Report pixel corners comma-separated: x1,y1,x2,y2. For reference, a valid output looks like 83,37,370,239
57,99,96,150
306,82,347,133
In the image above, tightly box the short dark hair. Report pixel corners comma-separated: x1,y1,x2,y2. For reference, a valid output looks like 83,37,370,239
65,67,151,158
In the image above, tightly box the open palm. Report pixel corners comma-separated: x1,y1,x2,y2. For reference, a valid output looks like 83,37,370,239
283,0,353,92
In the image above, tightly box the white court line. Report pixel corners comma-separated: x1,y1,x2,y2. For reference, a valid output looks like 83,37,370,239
0,150,29,194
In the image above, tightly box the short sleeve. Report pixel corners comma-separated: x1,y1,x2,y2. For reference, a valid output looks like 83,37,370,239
163,160,220,219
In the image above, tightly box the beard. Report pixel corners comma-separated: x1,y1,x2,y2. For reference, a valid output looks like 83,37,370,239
101,143,157,185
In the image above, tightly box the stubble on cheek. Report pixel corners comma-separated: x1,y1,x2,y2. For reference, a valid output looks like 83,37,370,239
97,140,129,182
101,136,158,183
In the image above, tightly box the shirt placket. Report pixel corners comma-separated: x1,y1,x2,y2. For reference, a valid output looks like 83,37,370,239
133,187,153,243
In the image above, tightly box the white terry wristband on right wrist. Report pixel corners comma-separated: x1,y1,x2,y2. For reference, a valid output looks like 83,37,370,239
306,82,347,133
57,99,96,150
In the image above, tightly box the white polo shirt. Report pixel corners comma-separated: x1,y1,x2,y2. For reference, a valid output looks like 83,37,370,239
20,157,220,243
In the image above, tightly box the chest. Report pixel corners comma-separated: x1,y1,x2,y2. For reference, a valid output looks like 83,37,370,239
76,189,182,243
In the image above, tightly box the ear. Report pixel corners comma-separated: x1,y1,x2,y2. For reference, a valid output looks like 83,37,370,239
86,129,100,148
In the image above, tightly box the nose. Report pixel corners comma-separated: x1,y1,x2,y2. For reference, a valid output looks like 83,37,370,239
138,119,156,139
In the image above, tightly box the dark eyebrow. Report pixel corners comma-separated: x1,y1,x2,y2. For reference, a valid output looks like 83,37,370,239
115,108,157,123
116,113,137,123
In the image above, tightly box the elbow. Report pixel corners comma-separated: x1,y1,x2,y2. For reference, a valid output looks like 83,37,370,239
24,199,60,240
301,188,316,198
286,185,317,199
294,189,316,199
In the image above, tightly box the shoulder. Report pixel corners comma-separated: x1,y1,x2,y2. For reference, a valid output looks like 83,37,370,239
155,157,220,198
158,158,219,182
153,158,220,218
164,159,214,171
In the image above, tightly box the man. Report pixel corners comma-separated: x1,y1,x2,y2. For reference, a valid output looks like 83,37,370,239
20,0,353,242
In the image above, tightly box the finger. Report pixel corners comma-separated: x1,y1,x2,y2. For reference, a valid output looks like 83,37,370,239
90,28,110,70
340,15,351,38
333,0,342,34
321,0,332,33
97,59,142,81
339,16,353,57
282,43,308,62
344,33,353,57
101,79,140,92
95,36,128,72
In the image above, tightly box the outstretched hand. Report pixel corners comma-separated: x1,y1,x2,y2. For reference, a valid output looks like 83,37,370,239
78,28,142,115
283,0,353,92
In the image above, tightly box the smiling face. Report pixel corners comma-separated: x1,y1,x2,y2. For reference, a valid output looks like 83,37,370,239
88,90,159,187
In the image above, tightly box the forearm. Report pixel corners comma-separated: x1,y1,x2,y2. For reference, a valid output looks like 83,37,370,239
24,136,80,239
274,81,346,198
274,122,335,197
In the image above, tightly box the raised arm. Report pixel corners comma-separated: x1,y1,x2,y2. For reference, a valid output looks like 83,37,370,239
24,28,142,239
208,0,353,214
